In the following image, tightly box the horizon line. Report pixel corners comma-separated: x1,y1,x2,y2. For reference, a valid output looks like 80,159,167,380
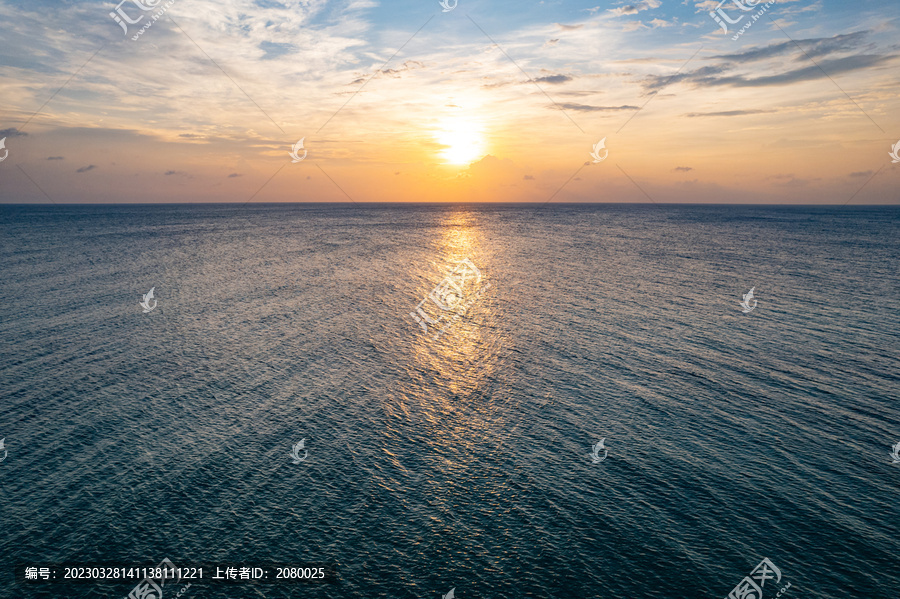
3,202,900,207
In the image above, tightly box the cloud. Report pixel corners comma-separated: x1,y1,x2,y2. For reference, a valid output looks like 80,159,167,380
534,74,572,84
642,64,728,90
712,31,870,64
523,175,535,180
692,0,719,10
227,173,243,178
556,23,583,30
774,177,812,188
675,166,693,172
768,173,818,187
553,103,639,112
352,60,425,83
621,21,647,31
691,0,806,12
46,156,64,160
76,165,96,173
381,60,425,77
686,109,772,117
850,171,873,177
0,128,27,138
607,0,661,16
164,170,188,176
644,55,896,89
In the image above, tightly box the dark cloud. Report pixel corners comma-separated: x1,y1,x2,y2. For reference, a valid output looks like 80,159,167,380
731,55,895,87
351,60,423,84
46,156,64,160
556,23,583,30
712,31,870,64
227,173,242,178
554,102,639,112
523,175,535,180
686,109,771,117
774,177,811,187
535,74,572,84
179,133,201,138
674,166,693,172
379,61,425,78
644,55,895,89
76,165,96,173
768,173,818,187
0,128,27,138
643,65,729,90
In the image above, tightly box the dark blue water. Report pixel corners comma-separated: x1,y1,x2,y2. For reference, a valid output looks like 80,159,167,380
1,203,898,599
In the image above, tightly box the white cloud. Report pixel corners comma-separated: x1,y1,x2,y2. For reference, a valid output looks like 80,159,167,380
608,0,663,17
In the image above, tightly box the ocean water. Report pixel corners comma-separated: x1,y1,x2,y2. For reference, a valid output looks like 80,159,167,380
0,203,898,599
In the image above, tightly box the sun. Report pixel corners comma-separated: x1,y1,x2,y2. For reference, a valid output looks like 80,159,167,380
436,119,486,165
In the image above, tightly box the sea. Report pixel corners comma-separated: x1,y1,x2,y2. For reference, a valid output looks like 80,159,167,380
1,203,898,599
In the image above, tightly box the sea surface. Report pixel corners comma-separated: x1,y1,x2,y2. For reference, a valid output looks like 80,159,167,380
1,203,898,599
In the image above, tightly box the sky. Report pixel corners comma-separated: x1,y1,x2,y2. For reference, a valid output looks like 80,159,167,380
0,0,898,203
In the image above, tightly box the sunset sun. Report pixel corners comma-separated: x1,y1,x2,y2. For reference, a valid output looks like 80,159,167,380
436,119,486,165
